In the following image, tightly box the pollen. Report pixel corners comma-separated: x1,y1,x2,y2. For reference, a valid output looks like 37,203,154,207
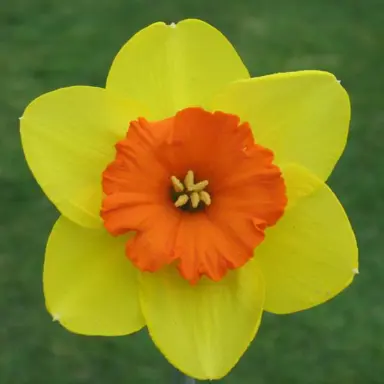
171,176,185,192
171,170,211,210
174,194,189,208
199,190,211,206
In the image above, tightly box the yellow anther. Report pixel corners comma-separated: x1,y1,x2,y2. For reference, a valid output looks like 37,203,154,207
190,180,209,192
174,194,189,208
190,191,200,209
199,190,211,206
172,170,211,210
171,176,184,192
184,170,195,191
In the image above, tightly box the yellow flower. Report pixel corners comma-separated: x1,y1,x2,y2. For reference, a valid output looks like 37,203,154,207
20,19,358,380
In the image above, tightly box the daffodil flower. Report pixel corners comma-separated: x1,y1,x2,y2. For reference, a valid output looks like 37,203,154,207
20,19,358,380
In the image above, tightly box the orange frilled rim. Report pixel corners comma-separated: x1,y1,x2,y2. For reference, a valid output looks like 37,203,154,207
101,107,287,283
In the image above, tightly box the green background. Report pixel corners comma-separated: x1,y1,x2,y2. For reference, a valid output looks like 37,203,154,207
1,0,382,383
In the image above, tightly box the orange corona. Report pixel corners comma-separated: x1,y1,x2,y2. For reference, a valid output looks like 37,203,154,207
101,108,287,283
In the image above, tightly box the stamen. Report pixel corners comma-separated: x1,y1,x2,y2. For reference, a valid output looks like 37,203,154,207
171,176,184,192
190,191,200,209
191,180,209,192
199,190,211,206
171,170,211,210
184,170,195,191
175,194,189,208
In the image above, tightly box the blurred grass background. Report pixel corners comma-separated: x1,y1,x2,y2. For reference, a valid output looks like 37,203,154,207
1,0,383,383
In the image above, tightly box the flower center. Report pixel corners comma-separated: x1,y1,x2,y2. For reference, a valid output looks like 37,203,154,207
101,107,287,283
170,170,211,212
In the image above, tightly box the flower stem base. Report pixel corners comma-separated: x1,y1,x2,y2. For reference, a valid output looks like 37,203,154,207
174,369,196,384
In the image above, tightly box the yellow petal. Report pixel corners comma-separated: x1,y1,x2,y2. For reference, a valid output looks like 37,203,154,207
282,163,323,210
253,165,358,314
44,216,144,336
212,71,350,181
107,19,249,120
140,265,265,380
20,86,146,228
